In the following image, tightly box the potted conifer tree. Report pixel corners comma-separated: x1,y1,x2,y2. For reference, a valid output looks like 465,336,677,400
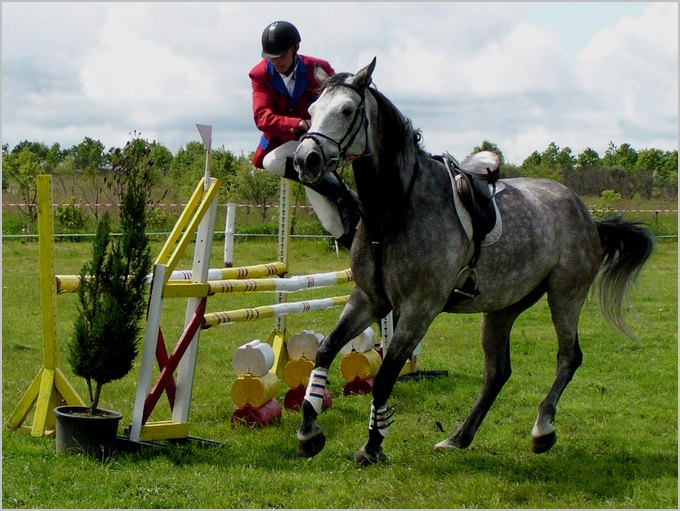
54,137,153,459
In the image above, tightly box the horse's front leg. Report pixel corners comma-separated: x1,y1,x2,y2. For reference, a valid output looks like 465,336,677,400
297,288,384,457
354,309,434,465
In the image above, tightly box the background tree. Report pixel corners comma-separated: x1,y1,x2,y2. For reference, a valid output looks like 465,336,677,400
211,147,240,202
148,142,174,176
230,159,280,221
3,136,676,227
168,141,243,202
519,150,543,178
637,148,678,199
603,142,638,169
2,141,63,220
656,150,678,198
601,142,650,198
70,137,108,220
576,147,601,169
2,143,9,192
564,147,602,195
107,134,157,199
519,142,575,183
168,140,207,201
72,137,106,173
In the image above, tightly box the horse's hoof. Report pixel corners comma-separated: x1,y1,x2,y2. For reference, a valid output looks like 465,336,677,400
297,431,326,458
354,446,387,466
434,438,463,451
532,431,557,454
434,432,470,451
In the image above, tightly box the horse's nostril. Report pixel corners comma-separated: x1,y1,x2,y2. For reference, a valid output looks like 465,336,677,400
305,151,322,170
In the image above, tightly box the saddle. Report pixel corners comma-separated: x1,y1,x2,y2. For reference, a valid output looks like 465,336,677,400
434,151,502,300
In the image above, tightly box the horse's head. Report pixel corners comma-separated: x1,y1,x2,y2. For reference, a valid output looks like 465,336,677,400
294,58,377,184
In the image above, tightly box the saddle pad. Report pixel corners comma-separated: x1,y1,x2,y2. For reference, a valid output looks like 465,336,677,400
482,182,504,246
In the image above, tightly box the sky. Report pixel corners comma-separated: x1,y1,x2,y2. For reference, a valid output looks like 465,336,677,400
2,2,678,165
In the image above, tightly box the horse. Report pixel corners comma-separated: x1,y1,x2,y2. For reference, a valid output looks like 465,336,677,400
292,57,655,465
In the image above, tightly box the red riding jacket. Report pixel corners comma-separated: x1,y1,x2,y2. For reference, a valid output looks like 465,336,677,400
249,54,335,168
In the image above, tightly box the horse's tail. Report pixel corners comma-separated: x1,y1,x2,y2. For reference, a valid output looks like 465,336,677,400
595,216,655,339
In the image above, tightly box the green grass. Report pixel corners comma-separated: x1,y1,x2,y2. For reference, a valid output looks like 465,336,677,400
3,193,677,238
2,236,677,508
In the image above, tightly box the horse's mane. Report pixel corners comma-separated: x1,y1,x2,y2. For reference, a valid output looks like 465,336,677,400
364,87,425,231
323,73,426,232
367,86,424,166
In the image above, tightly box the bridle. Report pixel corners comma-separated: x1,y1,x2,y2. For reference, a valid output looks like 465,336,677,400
299,82,371,170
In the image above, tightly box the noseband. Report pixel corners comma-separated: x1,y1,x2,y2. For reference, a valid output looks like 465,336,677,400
300,83,370,168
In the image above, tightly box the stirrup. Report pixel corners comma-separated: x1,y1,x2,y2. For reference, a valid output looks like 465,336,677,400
453,266,479,298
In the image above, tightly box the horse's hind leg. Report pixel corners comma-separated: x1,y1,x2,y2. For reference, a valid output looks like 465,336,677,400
434,309,515,451
531,293,585,453
436,281,548,451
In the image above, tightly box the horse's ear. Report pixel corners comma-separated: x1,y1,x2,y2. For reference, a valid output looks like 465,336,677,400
354,57,377,88
314,63,330,86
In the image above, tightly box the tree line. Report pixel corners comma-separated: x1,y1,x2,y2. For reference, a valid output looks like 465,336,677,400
2,134,677,223
2,134,281,222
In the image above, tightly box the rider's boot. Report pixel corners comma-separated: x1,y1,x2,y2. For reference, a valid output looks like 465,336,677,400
284,157,361,249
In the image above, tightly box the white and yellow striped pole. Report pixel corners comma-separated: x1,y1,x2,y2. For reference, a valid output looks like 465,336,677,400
202,295,350,329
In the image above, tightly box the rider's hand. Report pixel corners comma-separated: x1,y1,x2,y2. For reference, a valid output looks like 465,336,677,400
299,119,310,132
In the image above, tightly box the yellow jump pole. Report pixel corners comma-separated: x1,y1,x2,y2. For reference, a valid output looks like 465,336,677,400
7,174,85,437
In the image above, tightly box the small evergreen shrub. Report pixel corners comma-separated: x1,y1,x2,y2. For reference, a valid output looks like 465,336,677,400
67,136,153,413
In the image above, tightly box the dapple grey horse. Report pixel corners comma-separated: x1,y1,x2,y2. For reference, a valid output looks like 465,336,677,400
293,58,655,465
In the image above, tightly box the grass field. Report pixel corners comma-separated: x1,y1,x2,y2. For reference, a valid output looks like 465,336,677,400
2,233,677,509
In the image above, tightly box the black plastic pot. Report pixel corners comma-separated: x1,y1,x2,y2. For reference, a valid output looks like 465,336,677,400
54,405,122,460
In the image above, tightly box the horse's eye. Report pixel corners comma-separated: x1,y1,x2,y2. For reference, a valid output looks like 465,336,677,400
342,106,354,116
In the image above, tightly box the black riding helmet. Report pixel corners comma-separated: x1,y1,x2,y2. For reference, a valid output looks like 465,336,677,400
261,21,301,59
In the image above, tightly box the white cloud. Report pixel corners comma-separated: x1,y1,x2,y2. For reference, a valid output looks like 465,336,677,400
462,23,575,96
2,2,677,164
574,2,678,151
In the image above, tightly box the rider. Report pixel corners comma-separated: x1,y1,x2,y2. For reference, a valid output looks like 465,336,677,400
249,20,360,249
